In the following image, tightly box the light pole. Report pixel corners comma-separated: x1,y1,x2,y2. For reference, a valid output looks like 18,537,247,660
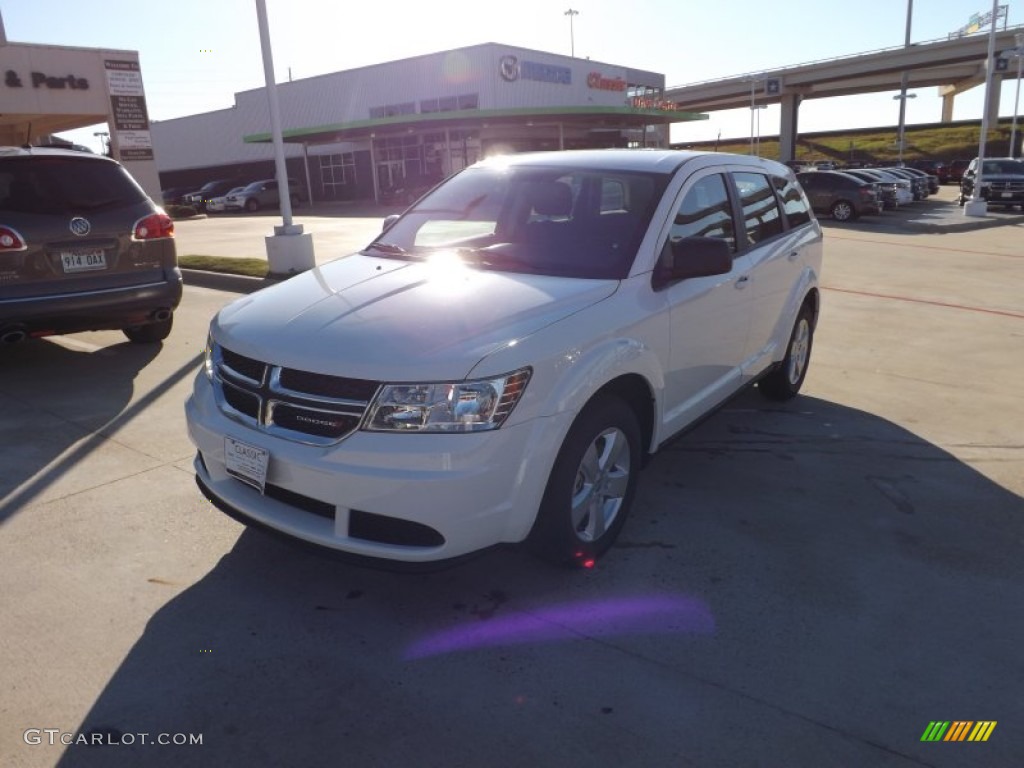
1010,32,1024,159
564,9,579,58
895,0,913,166
965,0,1002,217
747,77,764,155
93,131,109,156
893,92,916,163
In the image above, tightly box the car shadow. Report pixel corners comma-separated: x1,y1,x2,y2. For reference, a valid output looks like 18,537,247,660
0,337,174,522
47,391,1024,766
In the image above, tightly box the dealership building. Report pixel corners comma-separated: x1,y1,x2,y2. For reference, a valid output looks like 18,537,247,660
1,8,707,206
0,12,161,199
150,43,707,203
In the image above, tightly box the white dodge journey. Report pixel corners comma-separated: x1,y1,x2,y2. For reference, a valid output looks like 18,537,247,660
185,149,823,567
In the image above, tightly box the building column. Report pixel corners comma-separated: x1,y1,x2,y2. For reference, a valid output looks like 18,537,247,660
778,92,802,162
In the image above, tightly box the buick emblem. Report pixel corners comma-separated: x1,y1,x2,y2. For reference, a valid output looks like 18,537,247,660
499,55,519,82
69,217,91,236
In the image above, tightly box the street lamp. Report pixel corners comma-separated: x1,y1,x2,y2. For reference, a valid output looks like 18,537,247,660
892,92,916,163
564,9,579,58
965,0,1002,217
747,77,764,155
894,0,914,165
93,130,109,156
1010,32,1024,159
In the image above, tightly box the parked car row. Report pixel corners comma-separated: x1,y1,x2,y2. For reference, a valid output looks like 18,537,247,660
795,164,940,222
160,177,308,214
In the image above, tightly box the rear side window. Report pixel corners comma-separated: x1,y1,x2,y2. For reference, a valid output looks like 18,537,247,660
773,175,812,228
670,174,736,253
733,172,782,245
0,157,147,215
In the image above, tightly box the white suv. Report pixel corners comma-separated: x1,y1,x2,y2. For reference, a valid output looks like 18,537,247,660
186,150,822,567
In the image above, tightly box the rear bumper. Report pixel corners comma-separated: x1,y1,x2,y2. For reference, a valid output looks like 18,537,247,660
0,270,182,336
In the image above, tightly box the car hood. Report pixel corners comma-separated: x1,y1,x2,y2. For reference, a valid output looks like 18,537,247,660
213,253,618,381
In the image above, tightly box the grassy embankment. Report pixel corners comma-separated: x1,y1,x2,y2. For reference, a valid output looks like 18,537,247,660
677,117,1021,164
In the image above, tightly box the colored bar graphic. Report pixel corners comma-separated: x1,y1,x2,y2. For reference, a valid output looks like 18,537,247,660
921,722,949,741
968,721,997,742
921,720,996,742
944,721,972,741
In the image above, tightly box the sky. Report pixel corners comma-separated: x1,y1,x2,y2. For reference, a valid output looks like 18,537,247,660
2,0,1023,153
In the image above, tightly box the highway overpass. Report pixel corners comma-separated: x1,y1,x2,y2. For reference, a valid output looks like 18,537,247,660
665,26,1024,161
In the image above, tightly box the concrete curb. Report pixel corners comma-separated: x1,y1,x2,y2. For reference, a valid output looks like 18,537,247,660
180,268,283,294
898,212,1024,234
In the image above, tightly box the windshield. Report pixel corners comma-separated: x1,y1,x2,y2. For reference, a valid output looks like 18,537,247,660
982,160,1024,175
366,164,669,279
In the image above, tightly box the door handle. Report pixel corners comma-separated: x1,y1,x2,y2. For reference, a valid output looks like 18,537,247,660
787,251,799,262
734,275,750,288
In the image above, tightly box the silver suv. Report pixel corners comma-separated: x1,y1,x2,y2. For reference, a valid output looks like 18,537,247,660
223,178,306,213
0,147,181,345
957,157,1024,210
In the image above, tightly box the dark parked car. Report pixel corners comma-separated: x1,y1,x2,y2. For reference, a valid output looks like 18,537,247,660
907,159,949,184
898,166,940,195
0,146,181,345
796,171,882,221
837,170,896,210
160,186,195,206
183,179,240,212
957,157,1024,210
947,159,970,184
882,168,929,200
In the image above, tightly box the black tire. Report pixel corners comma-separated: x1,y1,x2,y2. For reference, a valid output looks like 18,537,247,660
123,315,173,344
526,395,641,567
245,197,260,213
831,200,857,222
758,304,814,401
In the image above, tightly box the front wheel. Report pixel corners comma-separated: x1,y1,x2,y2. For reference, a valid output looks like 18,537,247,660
526,395,641,567
758,304,814,401
245,198,260,213
831,200,857,221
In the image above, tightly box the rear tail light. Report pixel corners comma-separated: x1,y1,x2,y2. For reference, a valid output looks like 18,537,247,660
0,225,27,252
132,213,174,241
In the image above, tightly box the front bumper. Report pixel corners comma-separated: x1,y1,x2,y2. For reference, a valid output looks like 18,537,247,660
185,373,572,563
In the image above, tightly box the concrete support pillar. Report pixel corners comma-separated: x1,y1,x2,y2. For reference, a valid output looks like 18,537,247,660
941,93,956,122
778,92,802,162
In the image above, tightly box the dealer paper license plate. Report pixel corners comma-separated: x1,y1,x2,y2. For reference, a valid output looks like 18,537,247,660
224,436,269,493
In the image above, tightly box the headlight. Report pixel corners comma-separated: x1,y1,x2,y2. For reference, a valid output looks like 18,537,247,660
365,368,531,433
204,333,216,379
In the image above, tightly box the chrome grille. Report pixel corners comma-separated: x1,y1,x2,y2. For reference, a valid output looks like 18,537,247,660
211,344,380,445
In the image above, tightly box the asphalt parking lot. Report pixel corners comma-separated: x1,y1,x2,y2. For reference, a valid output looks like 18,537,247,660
2,208,1022,767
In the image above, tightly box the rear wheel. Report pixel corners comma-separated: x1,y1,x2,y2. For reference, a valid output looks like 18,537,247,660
526,395,641,567
831,200,857,221
245,198,260,213
758,305,814,401
123,315,173,344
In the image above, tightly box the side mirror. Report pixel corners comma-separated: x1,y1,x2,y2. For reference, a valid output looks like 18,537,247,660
653,237,733,290
382,214,400,232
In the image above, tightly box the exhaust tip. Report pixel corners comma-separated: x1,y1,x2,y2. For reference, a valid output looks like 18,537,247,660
1,327,28,345
152,308,172,322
